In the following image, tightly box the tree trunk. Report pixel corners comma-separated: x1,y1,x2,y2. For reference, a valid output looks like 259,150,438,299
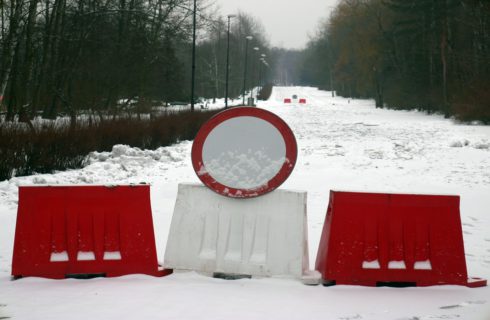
20,0,40,116
440,12,449,109
0,1,23,108
45,0,67,119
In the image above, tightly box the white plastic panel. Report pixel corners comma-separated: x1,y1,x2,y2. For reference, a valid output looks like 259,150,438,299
164,183,309,278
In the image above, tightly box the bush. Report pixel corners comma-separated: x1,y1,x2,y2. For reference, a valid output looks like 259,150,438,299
451,80,490,124
257,84,273,101
0,109,220,181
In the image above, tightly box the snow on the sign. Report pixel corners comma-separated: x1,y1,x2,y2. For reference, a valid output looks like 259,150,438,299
204,150,284,189
0,86,489,320
202,116,286,189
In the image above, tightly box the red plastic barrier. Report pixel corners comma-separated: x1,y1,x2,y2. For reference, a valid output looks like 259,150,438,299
284,98,292,103
12,185,171,279
315,191,486,287
299,98,306,104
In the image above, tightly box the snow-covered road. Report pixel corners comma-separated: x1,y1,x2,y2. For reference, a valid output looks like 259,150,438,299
1,86,489,319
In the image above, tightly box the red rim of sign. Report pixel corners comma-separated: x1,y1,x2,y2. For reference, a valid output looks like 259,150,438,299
191,106,297,198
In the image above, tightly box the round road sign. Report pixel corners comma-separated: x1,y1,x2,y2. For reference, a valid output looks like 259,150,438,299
191,107,297,198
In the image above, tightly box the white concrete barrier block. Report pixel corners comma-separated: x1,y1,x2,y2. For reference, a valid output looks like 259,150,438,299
164,183,310,278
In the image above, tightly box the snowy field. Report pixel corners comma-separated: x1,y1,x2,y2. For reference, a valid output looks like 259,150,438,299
1,86,490,319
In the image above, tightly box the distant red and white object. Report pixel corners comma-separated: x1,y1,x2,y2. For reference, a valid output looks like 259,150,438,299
284,95,306,104
192,107,297,198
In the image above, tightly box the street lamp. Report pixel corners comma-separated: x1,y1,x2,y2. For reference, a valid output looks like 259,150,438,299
257,53,266,100
250,47,259,104
242,35,253,105
261,59,270,90
190,0,197,111
225,14,236,109
250,47,260,101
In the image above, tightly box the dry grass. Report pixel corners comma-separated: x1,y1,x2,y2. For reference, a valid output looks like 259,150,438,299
0,109,220,181
451,81,490,124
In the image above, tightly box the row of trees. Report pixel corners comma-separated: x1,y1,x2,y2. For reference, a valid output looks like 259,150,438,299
0,0,272,123
297,0,490,122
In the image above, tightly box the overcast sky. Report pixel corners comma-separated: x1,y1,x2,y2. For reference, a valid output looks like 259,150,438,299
212,0,339,49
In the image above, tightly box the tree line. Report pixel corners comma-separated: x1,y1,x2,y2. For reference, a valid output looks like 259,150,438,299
194,12,271,104
0,0,272,123
297,0,490,123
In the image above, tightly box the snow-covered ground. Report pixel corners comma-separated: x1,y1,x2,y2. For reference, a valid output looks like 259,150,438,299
1,86,489,319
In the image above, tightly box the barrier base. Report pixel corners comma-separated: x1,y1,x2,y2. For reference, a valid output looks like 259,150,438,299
213,272,252,280
466,277,487,288
323,278,487,288
302,270,322,285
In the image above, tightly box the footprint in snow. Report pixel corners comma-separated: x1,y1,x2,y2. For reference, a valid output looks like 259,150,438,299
440,301,487,310
439,305,461,310
0,304,9,320
338,315,362,320
465,300,486,305
364,149,384,160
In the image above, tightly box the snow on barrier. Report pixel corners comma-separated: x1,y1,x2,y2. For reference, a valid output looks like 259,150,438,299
164,183,311,279
283,98,292,103
315,191,487,287
12,185,171,279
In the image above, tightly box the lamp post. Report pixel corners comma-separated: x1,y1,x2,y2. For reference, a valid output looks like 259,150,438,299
225,14,236,109
257,53,266,100
242,35,253,105
249,47,259,104
261,59,270,90
190,0,197,111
